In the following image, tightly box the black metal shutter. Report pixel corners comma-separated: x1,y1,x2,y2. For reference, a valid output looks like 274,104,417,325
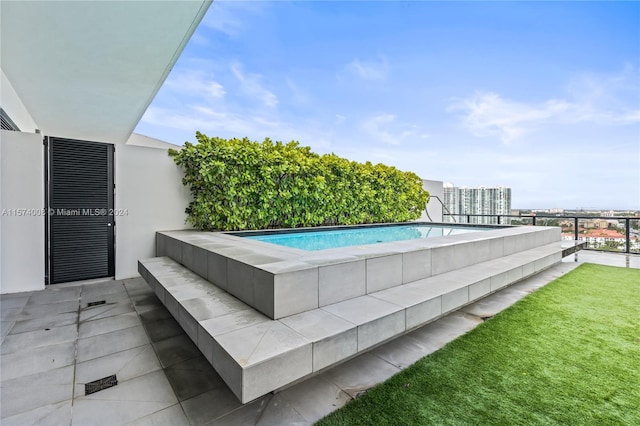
48,137,114,283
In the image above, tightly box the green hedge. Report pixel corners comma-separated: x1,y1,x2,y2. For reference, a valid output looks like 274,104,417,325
169,132,429,231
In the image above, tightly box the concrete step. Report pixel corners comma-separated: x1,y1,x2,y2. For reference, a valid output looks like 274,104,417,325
138,241,562,404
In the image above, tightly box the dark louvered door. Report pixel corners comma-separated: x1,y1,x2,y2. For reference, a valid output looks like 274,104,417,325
47,137,114,284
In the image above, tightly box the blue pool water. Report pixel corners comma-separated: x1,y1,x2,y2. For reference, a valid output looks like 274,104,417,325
244,224,488,251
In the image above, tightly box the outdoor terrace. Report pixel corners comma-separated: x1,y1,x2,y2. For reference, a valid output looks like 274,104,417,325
1,250,637,425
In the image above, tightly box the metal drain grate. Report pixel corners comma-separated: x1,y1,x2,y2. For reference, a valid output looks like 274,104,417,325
87,300,106,307
85,375,118,395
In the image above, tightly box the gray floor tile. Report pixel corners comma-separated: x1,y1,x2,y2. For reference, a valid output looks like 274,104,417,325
72,370,178,425
144,317,184,342
1,323,77,355
0,365,74,419
0,341,76,381
1,320,14,343
206,395,272,426
81,290,131,308
17,300,79,319
0,293,31,310
181,386,244,425
256,394,309,426
321,353,400,398
164,356,222,401
10,312,77,334
81,281,126,299
79,301,135,322
278,376,351,424
27,287,80,305
74,344,162,398
153,334,201,368
78,369,177,402
0,400,72,426
77,325,149,362
125,403,189,426
72,398,175,425
78,311,142,338
1,307,22,321
370,333,439,369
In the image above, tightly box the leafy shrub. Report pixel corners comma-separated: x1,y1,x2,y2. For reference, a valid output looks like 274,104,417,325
169,132,429,231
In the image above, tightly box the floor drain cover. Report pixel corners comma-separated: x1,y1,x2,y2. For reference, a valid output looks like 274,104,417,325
85,375,118,395
87,300,106,307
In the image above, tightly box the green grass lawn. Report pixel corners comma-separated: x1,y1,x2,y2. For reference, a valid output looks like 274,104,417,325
318,264,640,425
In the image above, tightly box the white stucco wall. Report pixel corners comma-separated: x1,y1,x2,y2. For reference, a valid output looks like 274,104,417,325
114,144,191,279
1,69,38,132
418,179,444,222
126,132,181,150
0,131,45,293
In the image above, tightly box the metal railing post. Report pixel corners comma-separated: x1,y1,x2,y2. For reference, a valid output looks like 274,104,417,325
497,215,501,225
574,217,579,241
625,218,630,254
532,216,536,226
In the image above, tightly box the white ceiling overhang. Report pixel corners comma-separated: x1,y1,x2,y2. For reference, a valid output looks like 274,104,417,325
0,0,211,143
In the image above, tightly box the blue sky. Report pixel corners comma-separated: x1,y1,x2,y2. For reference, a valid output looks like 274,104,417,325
136,1,640,210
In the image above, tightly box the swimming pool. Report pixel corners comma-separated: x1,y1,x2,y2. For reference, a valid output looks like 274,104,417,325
243,224,490,250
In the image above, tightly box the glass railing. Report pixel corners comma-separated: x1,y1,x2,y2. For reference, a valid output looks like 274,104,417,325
443,214,640,254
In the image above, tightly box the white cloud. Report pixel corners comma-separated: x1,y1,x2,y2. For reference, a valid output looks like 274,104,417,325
362,114,399,144
451,92,570,143
141,101,334,151
347,57,388,81
201,1,266,38
164,70,225,99
230,63,278,108
452,67,640,143
361,114,429,145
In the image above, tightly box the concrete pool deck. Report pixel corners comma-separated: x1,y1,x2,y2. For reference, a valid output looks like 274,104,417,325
2,252,638,425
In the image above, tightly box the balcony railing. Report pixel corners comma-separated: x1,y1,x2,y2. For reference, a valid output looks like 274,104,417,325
442,213,640,255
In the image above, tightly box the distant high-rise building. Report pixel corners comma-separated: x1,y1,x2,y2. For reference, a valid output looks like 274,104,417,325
443,184,512,224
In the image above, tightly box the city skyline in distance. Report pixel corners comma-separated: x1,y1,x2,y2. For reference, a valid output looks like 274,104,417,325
135,1,640,211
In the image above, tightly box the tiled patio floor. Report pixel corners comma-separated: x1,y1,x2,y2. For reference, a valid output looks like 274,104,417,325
1,251,637,425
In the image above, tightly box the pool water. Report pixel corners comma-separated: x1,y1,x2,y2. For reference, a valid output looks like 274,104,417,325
244,224,488,251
